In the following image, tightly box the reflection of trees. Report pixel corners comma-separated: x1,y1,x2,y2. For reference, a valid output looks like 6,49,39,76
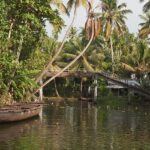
1,103,150,149
0,117,42,149
39,104,150,149
104,107,150,149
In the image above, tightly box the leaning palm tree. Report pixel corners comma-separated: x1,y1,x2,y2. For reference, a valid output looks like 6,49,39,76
32,2,102,96
35,0,87,83
139,12,150,38
58,35,105,96
60,35,106,72
99,0,132,73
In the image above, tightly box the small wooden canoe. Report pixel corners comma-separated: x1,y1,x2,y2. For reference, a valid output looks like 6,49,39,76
0,104,42,123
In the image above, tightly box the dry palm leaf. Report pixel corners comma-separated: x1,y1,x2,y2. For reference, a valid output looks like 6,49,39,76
95,18,102,38
85,2,102,40
106,20,112,39
121,63,136,72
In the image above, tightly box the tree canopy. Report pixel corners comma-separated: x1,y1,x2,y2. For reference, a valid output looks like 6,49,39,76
0,0,150,104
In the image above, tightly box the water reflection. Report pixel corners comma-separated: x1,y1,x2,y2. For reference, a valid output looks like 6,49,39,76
0,100,150,150
0,117,41,142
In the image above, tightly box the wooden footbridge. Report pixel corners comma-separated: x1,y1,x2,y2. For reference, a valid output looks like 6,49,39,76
46,71,150,99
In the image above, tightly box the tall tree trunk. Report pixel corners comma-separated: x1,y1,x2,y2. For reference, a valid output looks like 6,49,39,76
7,22,14,40
32,32,94,96
35,7,77,83
16,35,24,62
110,36,114,75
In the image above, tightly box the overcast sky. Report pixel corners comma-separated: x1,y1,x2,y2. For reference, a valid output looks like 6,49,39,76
46,0,144,39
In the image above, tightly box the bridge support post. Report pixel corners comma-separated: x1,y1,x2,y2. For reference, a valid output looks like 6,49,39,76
88,86,91,97
80,78,83,98
94,75,98,103
39,79,43,101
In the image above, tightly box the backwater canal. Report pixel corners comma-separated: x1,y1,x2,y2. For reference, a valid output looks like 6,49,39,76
0,97,150,150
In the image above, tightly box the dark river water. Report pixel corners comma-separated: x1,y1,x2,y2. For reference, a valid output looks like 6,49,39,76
0,98,150,150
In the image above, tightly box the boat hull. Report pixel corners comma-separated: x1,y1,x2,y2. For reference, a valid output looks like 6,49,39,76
0,104,42,123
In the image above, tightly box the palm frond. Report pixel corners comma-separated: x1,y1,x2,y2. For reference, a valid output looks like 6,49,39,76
118,3,127,9
56,3,70,16
67,0,75,11
82,56,94,71
106,20,112,38
139,28,150,38
143,1,150,13
121,63,136,72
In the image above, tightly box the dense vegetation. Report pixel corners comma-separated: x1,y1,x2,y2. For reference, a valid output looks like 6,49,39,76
0,0,149,105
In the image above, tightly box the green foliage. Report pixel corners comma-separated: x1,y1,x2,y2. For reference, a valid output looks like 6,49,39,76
0,0,149,104
0,51,37,102
100,0,132,38
139,12,150,38
0,0,64,59
59,32,107,72
97,78,108,96
0,0,64,104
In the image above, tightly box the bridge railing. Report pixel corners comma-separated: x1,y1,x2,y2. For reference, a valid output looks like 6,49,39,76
48,69,150,97
100,71,141,88
100,71,150,97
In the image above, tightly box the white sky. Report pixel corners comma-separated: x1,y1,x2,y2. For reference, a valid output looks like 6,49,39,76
46,0,144,39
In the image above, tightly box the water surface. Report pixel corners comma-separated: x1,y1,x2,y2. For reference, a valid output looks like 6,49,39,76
0,99,150,150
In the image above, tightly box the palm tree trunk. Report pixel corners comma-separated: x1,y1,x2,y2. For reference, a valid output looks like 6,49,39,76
32,32,94,96
35,7,77,83
110,36,114,74
7,22,14,40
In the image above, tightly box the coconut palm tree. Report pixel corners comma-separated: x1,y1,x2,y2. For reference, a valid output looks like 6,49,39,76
35,0,87,83
121,38,150,74
139,12,150,38
32,2,102,96
56,31,106,96
99,0,132,73
60,35,106,72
